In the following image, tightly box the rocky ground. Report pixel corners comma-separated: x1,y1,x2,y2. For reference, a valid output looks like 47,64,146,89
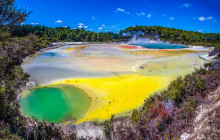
180,86,220,140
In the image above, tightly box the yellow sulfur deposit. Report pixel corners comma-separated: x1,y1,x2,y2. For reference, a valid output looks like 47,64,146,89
52,74,172,124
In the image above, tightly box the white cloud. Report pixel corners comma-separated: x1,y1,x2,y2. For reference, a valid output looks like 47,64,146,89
136,12,145,16
147,13,152,18
78,25,83,28
206,16,213,20
88,29,93,31
98,27,103,30
31,22,39,25
197,30,203,32
115,8,130,14
92,16,97,20
78,23,84,26
198,16,205,21
102,24,106,27
163,14,167,16
169,17,174,20
55,20,62,23
84,26,88,28
198,16,215,21
180,3,192,8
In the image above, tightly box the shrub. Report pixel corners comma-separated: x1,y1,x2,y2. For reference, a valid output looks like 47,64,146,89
131,109,140,123
103,115,114,139
183,98,197,117
150,104,168,120
166,77,184,106
0,86,5,118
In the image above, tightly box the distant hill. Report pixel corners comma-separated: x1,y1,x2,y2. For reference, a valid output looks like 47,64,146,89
119,26,220,47
11,25,220,47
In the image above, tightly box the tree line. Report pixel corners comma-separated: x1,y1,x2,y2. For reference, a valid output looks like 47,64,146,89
11,25,119,42
11,25,220,47
119,25,220,47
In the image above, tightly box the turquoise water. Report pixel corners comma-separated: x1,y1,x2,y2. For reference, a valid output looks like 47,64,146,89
20,85,92,123
130,43,186,49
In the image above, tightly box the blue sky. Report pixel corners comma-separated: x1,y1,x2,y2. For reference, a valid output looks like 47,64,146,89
16,0,220,33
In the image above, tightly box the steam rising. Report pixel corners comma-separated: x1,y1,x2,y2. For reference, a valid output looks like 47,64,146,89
123,31,186,49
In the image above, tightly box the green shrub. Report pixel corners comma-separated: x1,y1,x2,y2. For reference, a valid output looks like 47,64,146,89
131,109,140,123
183,98,197,117
0,86,5,118
103,115,114,138
167,77,184,106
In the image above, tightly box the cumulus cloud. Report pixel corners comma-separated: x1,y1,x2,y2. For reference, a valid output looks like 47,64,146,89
92,16,97,20
147,13,152,18
198,16,214,21
197,30,203,32
31,22,39,25
78,23,84,26
55,20,62,23
136,12,145,16
198,17,205,21
163,14,167,16
180,3,192,8
169,17,174,20
88,29,93,31
206,16,213,20
77,23,88,29
102,24,106,27
115,8,130,14
98,27,103,30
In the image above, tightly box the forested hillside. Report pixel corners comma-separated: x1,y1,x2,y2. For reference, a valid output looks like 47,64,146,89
11,25,220,47
11,25,119,42
120,26,220,47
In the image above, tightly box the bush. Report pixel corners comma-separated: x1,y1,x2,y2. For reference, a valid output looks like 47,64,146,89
183,98,197,117
166,77,184,106
131,109,140,123
103,115,114,139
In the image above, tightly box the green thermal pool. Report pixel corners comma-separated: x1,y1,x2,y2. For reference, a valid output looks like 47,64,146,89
20,85,92,123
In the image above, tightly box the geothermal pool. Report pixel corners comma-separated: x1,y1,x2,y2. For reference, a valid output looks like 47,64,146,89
20,43,210,124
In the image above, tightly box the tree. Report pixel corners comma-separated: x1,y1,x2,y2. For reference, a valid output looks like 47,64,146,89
0,86,5,118
0,0,30,29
